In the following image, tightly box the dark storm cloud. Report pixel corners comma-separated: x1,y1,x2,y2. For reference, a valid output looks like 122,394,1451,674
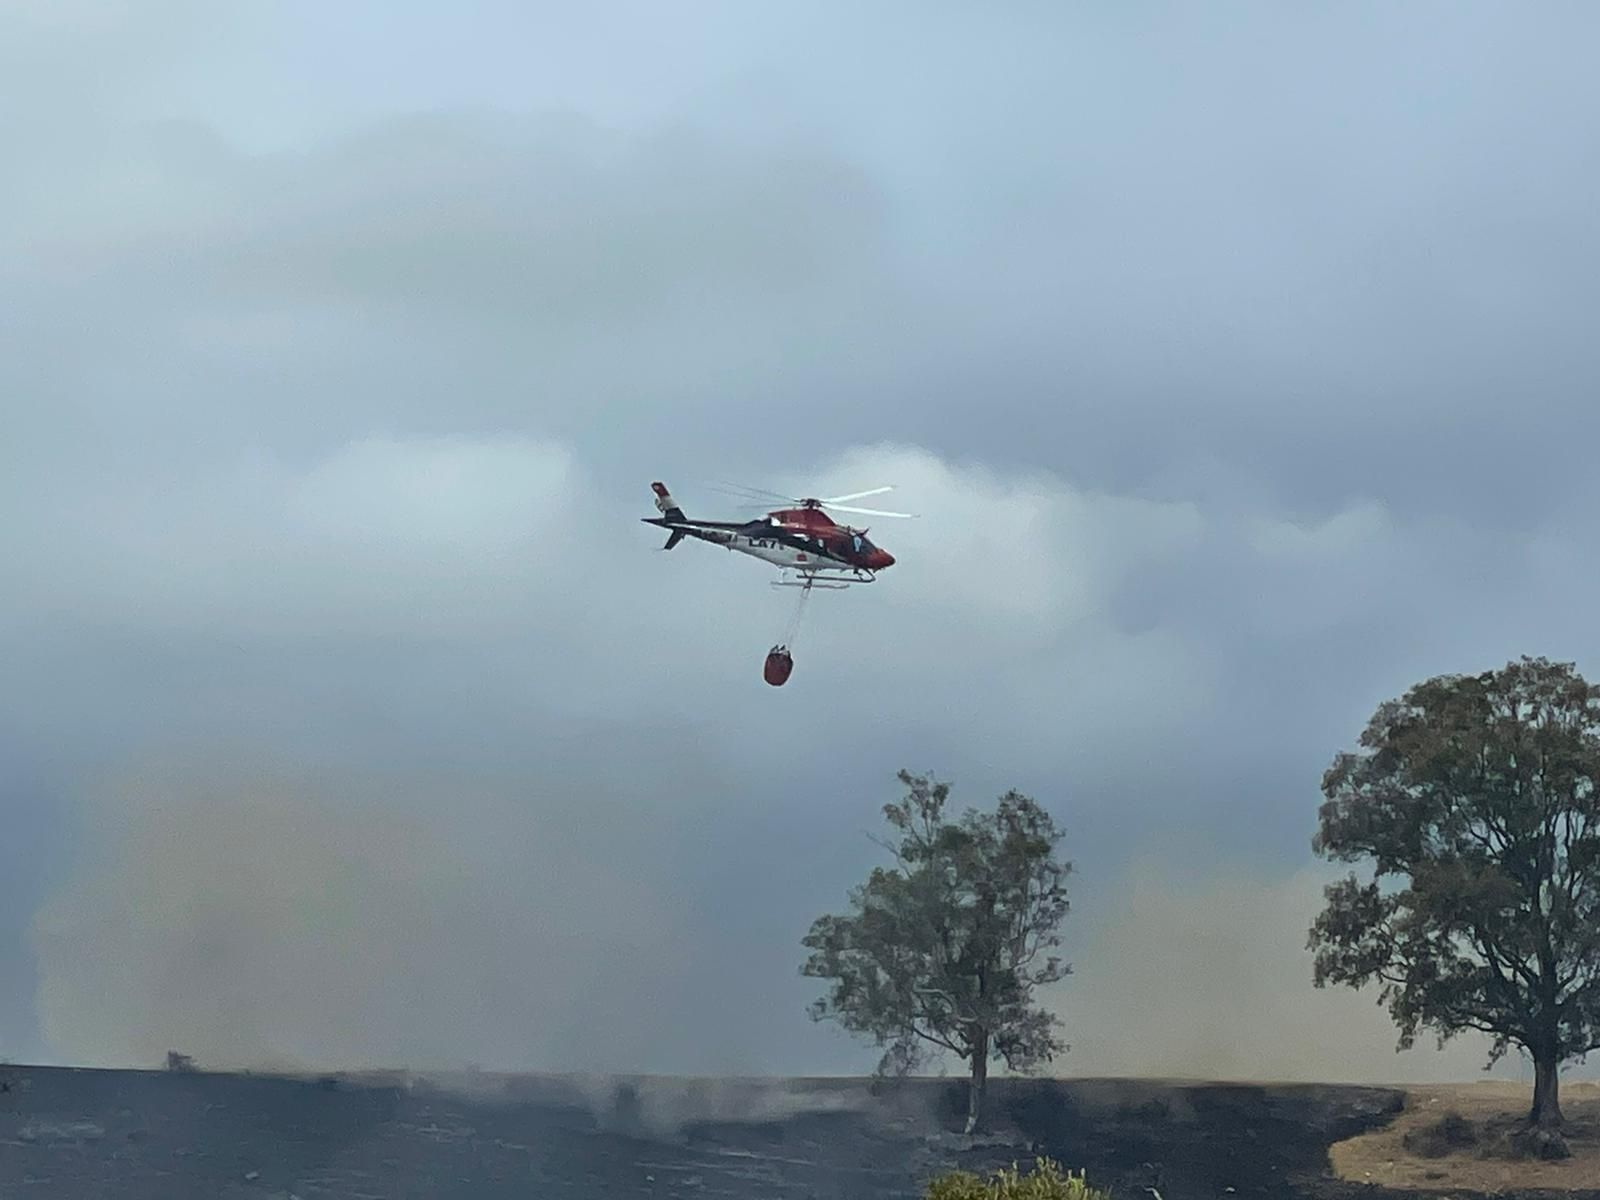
771,2,1600,529
6,2,1600,1081
0,108,894,473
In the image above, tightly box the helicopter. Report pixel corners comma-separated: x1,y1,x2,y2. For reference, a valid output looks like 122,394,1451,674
641,480,913,587
642,480,915,686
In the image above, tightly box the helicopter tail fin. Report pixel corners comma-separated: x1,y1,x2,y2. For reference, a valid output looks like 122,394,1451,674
663,528,687,550
651,481,687,523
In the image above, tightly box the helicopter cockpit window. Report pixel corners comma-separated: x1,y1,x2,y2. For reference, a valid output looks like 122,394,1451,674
851,534,863,553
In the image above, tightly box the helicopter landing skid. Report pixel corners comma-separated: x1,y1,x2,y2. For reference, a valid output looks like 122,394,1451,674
771,569,873,590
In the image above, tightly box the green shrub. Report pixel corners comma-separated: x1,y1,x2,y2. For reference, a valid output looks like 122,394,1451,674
926,1157,1111,1200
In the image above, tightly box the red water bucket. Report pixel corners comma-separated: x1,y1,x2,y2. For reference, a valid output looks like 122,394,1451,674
763,648,794,686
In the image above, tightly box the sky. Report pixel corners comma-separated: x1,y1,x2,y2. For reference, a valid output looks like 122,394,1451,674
4,1,1600,1085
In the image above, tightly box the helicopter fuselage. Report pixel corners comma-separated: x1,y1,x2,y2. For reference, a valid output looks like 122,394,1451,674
643,482,898,581
642,516,891,575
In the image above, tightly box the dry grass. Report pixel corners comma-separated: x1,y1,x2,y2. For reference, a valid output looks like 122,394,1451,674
1329,1080,1600,1192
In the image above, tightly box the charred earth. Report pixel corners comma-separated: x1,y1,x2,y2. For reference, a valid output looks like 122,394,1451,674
1,1065,1593,1199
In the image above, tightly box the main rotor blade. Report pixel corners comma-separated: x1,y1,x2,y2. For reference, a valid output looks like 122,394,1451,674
820,486,894,504
826,504,917,518
706,481,798,503
707,482,911,517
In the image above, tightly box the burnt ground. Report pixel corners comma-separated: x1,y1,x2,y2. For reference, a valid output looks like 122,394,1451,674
0,1064,1594,1199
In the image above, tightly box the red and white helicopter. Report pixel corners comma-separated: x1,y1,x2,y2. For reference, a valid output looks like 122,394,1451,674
642,480,915,685
642,480,913,588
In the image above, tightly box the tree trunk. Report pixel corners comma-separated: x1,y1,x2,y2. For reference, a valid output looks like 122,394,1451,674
1531,1048,1563,1129
964,1028,989,1135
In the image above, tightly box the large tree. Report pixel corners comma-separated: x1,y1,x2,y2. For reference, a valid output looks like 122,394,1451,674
1309,656,1600,1134
801,770,1071,1134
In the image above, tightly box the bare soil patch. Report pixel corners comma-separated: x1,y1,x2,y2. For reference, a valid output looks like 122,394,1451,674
1329,1080,1600,1194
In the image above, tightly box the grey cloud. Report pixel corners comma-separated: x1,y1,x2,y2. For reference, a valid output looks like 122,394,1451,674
8,2,1600,1085
1,108,901,490
13,3,1600,527
828,5,1600,527
19,432,1600,1078
0,2,223,117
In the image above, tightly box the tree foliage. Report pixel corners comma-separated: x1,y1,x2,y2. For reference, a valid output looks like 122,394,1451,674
801,770,1071,1131
1309,656,1600,1129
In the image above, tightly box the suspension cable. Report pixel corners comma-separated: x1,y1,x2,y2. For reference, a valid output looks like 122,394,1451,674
779,578,814,649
